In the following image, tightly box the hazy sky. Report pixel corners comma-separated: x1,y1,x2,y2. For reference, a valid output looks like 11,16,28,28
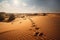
0,0,60,13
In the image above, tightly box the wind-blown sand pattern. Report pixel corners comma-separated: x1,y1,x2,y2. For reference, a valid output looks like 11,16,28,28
0,13,60,40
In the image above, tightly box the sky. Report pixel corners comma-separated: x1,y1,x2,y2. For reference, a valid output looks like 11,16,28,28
0,0,60,13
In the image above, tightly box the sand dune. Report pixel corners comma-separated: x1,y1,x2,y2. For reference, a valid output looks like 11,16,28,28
0,14,60,40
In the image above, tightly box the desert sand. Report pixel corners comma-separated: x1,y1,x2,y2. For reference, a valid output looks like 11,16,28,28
0,14,60,40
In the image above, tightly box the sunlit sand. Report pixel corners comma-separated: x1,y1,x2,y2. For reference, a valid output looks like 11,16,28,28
0,13,60,40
